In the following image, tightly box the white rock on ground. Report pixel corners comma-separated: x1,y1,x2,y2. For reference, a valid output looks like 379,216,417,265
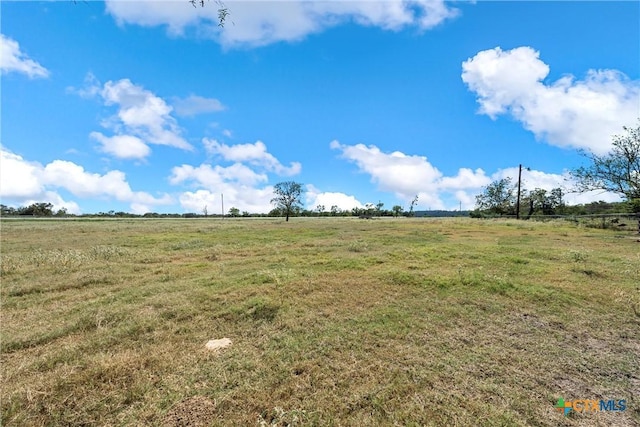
205,338,232,351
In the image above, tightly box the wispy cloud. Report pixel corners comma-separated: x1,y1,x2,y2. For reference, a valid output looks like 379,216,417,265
172,94,226,117
0,34,49,78
203,139,301,176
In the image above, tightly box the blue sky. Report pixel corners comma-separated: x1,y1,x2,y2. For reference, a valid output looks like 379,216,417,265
2,1,639,214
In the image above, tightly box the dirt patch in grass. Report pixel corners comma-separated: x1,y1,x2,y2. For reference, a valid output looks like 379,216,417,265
162,396,217,427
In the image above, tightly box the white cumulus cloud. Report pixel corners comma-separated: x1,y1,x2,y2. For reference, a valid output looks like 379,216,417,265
330,139,443,198
105,0,459,48
305,184,364,211
330,139,493,210
330,139,622,210
101,78,191,150
0,148,173,213
177,187,275,214
90,132,152,160
462,46,640,155
73,75,194,159
177,190,220,214
170,162,275,213
105,0,207,35
170,162,268,187
170,138,304,213
0,34,49,78
43,160,173,207
439,168,491,191
0,149,82,213
0,149,45,199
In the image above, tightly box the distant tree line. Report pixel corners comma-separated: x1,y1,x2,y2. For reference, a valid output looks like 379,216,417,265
0,201,420,219
2,199,633,220
1,203,62,217
267,203,409,218
471,178,638,218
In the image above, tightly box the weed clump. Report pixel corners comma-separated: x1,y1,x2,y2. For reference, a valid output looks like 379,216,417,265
347,240,369,253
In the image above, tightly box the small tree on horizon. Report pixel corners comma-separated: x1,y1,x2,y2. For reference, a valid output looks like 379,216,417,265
271,181,304,222
408,195,419,217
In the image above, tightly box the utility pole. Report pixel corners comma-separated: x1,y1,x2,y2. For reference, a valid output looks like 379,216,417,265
221,193,224,219
516,164,522,219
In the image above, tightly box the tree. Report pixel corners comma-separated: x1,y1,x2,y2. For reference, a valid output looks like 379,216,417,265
271,181,304,222
228,207,240,217
571,123,640,212
268,208,282,217
18,202,54,216
55,207,69,217
524,188,565,217
1,205,17,216
189,0,230,27
363,203,376,217
392,205,403,217
475,178,516,215
408,195,419,217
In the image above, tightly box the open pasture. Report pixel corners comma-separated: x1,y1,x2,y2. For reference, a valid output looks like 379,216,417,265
1,217,638,426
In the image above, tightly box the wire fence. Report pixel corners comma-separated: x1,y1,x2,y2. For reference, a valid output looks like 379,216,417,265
524,213,640,233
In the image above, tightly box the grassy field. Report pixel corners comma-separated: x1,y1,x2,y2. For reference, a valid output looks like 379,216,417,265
1,217,638,426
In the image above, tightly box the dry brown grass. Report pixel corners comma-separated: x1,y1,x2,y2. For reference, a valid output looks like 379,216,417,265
1,217,638,426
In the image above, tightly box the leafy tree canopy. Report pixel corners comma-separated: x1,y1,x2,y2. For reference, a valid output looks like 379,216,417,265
271,181,304,222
